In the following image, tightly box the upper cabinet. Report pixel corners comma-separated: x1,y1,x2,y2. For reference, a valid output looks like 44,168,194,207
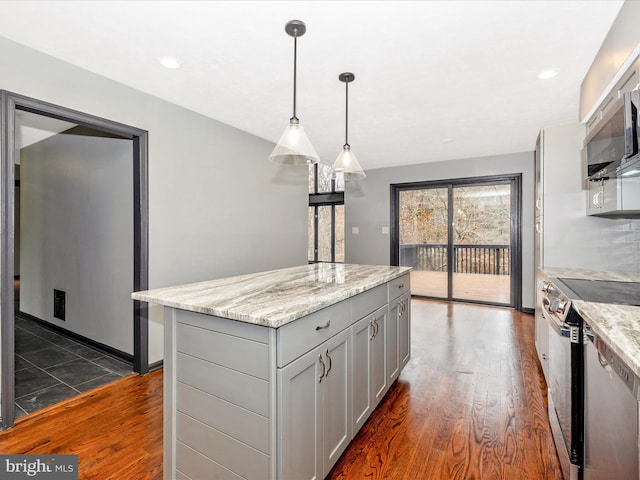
580,1,640,122
587,174,640,217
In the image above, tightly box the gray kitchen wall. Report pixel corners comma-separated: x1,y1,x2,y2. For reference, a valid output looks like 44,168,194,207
540,123,640,275
20,131,134,354
1,36,308,364
344,151,536,309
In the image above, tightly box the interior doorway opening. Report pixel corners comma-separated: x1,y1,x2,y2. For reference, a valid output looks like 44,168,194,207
1,91,149,429
391,174,522,309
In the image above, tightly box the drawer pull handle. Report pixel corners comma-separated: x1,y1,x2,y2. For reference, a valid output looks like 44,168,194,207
318,354,326,383
398,284,404,289
325,349,332,377
315,320,331,331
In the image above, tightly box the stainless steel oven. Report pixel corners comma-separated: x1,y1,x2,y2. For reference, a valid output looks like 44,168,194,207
544,276,640,480
538,277,583,480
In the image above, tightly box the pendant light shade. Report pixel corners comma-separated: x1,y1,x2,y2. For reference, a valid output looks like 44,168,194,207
269,123,319,165
268,20,320,165
332,72,365,181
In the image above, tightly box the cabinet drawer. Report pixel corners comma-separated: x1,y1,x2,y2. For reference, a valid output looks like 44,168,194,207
388,274,410,300
277,300,350,367
350,284,387,321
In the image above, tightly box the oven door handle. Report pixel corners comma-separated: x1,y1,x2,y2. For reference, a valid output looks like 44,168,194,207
542,308,571,338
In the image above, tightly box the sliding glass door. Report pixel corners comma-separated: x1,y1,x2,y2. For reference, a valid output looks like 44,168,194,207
392,175,521,308
398,188,449,298
452,184,511,304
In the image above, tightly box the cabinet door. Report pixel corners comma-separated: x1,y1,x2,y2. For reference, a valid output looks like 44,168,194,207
371,307,387,407
398,294,411,369
535,310,550,381
601,177,619,213
621,175,640,210
586,180,602,215
351,315,372,432
278,346,322,480
387,298,400,383
321,328,352,475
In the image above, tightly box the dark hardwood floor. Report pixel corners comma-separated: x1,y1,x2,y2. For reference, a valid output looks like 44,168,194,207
0,299,561,479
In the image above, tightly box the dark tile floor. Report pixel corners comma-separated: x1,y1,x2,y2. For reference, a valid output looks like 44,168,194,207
14,315,133,419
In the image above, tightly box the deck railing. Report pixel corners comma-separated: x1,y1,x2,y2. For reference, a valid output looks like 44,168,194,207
400,243,510,275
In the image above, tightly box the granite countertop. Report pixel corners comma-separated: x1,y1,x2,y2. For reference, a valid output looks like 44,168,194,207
132,263,411,328
543,267,640,377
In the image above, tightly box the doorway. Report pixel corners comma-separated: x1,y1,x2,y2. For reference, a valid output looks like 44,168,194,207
391,174,522,308
1,91,149,429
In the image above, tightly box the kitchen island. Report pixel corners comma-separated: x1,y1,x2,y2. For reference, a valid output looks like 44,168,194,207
132,263,411,480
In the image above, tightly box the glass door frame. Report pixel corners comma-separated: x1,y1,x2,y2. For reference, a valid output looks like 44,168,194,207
390,173,522,310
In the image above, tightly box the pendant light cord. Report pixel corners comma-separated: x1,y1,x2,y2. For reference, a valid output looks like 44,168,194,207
291,30,299,123
344,77,349,146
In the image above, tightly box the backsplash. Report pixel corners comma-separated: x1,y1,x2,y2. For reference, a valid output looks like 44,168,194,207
543,213,640,276
609,219,640,274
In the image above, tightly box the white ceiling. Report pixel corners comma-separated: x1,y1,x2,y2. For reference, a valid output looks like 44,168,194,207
0,1,625,170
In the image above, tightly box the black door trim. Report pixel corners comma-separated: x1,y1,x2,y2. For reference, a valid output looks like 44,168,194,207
390,173,522,310
0,91,149,429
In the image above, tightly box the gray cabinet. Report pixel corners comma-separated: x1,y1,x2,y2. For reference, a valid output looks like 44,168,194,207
352,314,373,432
387,297,399,383
278,327,351,480
388,278,411,383
587,175,640,217
371,307,388,408
534,289,550,381
398,293,411,371
352,306,388,433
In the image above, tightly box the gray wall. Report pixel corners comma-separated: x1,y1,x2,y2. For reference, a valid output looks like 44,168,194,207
1,36,308,364
539,123,640,274
344,151,536,309
20,132,134,354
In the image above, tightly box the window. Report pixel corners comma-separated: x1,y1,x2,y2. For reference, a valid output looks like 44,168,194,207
308,164,344,263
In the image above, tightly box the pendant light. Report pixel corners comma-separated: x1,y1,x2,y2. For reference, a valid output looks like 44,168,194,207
332,72,365,180
268,20,320,165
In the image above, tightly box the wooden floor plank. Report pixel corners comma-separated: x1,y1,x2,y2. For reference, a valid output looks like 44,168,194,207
0,299,561,480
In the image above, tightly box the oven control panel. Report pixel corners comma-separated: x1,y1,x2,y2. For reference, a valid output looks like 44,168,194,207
538,278,573,324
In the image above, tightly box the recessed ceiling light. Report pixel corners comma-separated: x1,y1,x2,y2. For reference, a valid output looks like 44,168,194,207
160,57,180,69
538,69,559,80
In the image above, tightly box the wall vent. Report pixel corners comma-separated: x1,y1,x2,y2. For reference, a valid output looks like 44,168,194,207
53,289,66,321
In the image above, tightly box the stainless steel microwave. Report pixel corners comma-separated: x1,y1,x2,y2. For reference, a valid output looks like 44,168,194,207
584,90,640,179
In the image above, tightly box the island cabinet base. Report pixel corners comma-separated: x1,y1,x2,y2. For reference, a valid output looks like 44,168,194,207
163,273,411,480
